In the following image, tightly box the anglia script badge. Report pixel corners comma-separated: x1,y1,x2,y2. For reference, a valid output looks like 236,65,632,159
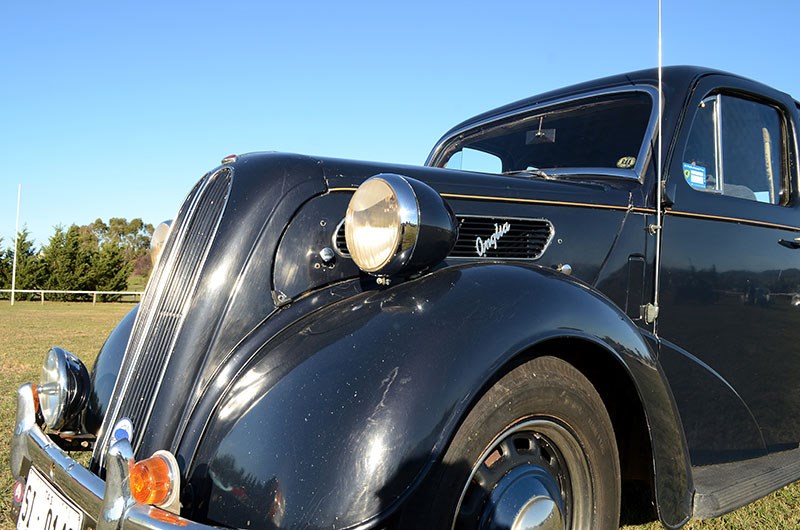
475,222,511,257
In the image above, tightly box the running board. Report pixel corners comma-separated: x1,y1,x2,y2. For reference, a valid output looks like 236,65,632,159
692,447,800,519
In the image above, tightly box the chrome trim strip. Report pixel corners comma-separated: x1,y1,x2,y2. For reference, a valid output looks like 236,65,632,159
425,86,660,182
665,209,800,232
788,97,799,202
440,192,632,211
714,95,724,193
332,187,655,214
11,385,217,530
339,181,800,233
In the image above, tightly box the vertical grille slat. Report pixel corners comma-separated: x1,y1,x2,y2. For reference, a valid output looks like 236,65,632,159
94,169,233,466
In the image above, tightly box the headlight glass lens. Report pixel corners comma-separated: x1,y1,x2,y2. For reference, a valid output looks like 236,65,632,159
345,178,402,272
150,220,172,267
39,348,69,429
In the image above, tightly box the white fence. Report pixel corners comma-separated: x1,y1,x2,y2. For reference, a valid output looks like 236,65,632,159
0,289,144,305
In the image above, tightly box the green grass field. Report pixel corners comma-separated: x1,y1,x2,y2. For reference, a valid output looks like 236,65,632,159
0,302,133,530
1,301,798,529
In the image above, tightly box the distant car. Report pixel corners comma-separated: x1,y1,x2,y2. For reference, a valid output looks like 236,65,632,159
11,66,800,530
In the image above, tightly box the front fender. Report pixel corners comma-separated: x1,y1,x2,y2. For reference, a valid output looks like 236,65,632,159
189,263,691,529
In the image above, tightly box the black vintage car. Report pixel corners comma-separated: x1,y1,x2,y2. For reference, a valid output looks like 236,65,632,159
10,66,800,530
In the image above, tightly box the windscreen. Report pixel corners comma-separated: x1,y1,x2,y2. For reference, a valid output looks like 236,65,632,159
437,91,654,176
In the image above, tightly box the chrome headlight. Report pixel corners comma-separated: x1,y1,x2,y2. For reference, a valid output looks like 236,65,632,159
39,347,90,431
150,220,172,266
345,174,457,277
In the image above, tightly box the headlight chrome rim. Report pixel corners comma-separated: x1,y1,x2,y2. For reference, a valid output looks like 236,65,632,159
40,347,70,430
345,173,458,278
39,347,90,432
345,174,420,275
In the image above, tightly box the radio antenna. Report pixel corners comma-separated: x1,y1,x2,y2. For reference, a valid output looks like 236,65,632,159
657,0,663,207
646,0,664,328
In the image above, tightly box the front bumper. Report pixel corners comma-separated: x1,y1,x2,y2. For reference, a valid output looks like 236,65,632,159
10,384,216,530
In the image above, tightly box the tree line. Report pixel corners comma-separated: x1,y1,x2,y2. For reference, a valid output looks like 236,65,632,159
0,218,154,301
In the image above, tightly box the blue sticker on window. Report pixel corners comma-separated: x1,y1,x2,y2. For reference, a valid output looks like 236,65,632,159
683,163,707,189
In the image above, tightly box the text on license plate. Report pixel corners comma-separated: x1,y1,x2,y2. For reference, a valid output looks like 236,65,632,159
17,467,84,530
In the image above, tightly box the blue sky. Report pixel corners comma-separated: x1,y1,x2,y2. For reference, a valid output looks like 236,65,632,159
2,0,799,247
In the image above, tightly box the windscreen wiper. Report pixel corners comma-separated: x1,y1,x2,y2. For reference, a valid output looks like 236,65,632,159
501,168,554,180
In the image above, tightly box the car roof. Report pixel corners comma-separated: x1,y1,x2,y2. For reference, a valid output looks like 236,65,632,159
437,66,764,140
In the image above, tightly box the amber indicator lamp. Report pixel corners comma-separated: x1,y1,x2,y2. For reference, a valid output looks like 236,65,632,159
129,450,180,510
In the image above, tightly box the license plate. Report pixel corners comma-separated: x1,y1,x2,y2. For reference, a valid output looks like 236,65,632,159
17,467,84,530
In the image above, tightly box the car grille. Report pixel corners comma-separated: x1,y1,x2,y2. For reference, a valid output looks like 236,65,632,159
93,168,233,466
335,215,554,261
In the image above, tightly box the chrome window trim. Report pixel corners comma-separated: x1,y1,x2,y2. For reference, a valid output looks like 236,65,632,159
687,95,724,195
788,100,799,203
715,94,725,193
425,86,661,182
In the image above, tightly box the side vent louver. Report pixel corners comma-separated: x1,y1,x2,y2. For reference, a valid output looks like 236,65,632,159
451,216,554,259
334,216,554,261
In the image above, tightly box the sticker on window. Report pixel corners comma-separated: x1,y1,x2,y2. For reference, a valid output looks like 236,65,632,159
683,162,707,189
617,156,636,169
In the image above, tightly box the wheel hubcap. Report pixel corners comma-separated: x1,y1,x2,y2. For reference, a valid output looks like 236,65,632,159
480,466,564,530
454,418,591,530
512,497,561,530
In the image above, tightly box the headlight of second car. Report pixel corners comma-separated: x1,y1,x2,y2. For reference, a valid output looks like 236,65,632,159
150,220,172,267
345,173,457,277
39,347,90,432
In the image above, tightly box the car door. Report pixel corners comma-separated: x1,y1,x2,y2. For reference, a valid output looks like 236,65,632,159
658,75,800,464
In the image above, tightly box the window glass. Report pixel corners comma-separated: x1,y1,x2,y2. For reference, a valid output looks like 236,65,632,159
437,91,653,175
682,94,786,204
722,97,784,204
444,147,502,174
683,97,720,192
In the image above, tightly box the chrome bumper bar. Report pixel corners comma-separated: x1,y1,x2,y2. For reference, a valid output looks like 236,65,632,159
11,384,217,530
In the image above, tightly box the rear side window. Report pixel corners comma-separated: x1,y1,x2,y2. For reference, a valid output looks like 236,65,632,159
682,94,788,205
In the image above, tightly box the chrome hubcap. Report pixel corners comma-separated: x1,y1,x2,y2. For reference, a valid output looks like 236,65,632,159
480,466,564,530
455,419,592,530
512,497,562,530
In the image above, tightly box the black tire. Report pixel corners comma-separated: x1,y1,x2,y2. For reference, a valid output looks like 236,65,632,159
402,356,620,530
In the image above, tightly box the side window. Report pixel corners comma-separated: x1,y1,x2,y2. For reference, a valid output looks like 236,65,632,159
682,94,788,205
723,97,784,203
683,96,720,192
